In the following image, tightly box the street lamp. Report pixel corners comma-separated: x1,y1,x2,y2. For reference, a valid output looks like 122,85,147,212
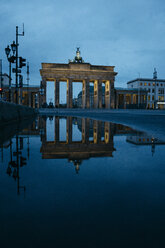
11,41,17,54
5,25,25,104
39,82,45,108
5,43,16,102
5,45,11,57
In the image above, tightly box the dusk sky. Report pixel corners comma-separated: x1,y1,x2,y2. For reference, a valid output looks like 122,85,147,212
1,0,165,102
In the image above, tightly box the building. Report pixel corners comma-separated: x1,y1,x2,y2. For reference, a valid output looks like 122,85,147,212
0,73,10,87
115,87,148,109
127,69,165,109
76,86,105,108
0,73,10,100
0,80,40,108
40,48,117,109
11,85,40,108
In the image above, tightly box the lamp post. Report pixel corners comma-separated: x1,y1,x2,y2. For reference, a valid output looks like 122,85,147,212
5,25,25,104
153,68,157,109
39,82,45,108
5,43,16,102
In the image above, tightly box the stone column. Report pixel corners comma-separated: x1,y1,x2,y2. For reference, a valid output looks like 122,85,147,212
82,80,90,109
86,81,90,108
82,80,85,109
55,116,59,143
43,79,47,104
104,122,114,144
98,80,102,109
93,120,102,143
55,79,60,108
67,79,72,108
66,116,72,143
40,79,46,107
94,80,99,108
110,80,115,109
82,118,90,143
104,122,110,144
93,120,97,143
105,80,111,109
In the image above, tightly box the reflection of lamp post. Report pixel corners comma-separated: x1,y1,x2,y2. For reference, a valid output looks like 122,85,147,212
151,137,156,156
6,135,26,195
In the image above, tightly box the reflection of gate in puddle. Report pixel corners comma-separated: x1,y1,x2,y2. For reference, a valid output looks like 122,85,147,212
40,117,117,172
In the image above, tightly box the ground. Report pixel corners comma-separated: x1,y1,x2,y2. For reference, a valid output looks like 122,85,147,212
39,109,165,141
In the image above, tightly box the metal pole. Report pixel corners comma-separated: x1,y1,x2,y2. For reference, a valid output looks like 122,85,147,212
27,62,29,106
9,61,11,102
0,59,2,89
154,78,156,109
16,26,18,104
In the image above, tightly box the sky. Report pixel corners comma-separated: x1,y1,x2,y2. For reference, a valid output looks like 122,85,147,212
1,0,165,102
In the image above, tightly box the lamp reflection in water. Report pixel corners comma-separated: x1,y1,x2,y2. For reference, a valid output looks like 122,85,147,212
6,135,27,195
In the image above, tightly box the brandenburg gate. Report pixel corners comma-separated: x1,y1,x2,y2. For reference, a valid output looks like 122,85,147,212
40,48,117,108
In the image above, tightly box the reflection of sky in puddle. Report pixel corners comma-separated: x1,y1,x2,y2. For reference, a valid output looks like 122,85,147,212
46,117,55,141
0,116,165,248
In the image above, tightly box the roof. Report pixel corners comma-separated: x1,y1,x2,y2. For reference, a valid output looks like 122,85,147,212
127,78,165,84
115,87,148,93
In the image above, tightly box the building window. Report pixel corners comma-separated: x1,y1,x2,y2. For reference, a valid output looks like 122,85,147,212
153,83,155,86
144,83,147,86
158,88,164,94
148,96,150,101
158,96,164,101
140,82,143,86
152,96,154,100
157,83,159,86
148,83,151,86
148,88,150,92
152,89,155,93
161,84,163,87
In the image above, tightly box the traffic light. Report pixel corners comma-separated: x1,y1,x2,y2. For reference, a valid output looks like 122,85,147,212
19,57,26,68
